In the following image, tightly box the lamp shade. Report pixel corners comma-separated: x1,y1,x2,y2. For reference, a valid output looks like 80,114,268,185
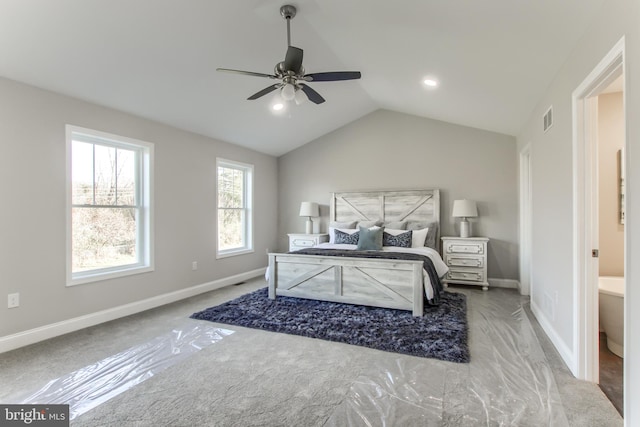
452,200,478,218
299,202,319,217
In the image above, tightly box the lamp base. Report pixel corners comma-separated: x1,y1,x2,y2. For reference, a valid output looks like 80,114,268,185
459,219,471,238
305,218,313,234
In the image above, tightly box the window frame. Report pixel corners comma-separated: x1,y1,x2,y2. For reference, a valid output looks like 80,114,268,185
66,125,154,286
216,158,254,259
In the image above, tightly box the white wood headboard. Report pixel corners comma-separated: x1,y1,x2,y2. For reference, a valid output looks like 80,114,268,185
330,189,440,248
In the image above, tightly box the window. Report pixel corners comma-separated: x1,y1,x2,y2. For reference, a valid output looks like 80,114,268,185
67,125,154,285
217,158,253,258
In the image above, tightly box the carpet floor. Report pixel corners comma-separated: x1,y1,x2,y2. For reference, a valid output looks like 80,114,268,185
191,287,469,363
0,279,622,426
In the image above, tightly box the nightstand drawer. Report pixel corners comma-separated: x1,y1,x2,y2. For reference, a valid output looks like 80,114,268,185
291,238,316,248
445,242,485,255
446,255,484,268
446,270,484,283
288,233,329,252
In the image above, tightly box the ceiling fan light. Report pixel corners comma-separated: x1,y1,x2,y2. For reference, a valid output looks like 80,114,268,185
423,78,438,87
272,102,284,111
281,83,296,101
294,88,307,105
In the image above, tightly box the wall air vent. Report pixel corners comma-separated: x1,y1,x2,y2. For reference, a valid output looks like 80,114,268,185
543,106,553,133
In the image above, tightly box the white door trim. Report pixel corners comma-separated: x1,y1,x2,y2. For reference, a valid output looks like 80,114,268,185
571,36,625,381
519,144,532,296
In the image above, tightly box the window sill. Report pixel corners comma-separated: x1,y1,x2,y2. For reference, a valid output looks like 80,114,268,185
67,265,154,287
216,248,254,259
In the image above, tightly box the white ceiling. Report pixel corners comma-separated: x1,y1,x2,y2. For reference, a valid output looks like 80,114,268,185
0,0,606,156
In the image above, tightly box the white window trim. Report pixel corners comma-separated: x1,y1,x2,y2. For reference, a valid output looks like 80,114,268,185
66,125,154,286
216,158,254,259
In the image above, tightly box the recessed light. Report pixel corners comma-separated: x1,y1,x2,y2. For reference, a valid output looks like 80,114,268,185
423,78,438,87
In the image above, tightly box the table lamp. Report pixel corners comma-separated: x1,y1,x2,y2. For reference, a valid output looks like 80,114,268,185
299,202,319,234
452,199,478,238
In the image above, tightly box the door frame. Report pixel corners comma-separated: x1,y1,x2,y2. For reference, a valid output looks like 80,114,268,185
571,36,625,381
519,144,532,296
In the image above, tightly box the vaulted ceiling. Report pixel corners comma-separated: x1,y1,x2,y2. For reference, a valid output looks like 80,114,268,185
0,0,606,156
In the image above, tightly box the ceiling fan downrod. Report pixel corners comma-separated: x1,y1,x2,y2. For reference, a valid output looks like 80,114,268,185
280,5,296,47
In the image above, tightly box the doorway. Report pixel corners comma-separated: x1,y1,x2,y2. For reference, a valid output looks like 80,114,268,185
572,36,626,415
594,76,625,415
519,145,532,297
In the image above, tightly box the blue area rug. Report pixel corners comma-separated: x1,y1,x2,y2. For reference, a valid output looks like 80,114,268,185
191,288,469,363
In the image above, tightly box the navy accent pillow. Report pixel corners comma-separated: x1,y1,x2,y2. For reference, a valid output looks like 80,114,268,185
334,229,359,245
383,230,412,248
356,226,384,251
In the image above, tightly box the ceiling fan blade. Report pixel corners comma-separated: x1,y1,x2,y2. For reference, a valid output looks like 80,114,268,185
283,46,304,73
303,71,362,82
217,68,277,79
299,84,325,104
247,84,281,100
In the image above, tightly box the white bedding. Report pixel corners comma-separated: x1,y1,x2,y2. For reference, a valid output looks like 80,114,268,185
314,243,449,277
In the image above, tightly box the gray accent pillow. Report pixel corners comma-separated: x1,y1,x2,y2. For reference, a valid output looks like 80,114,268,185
357,220,383,228
356,226,384,251
334,229,359,245
330,221,356,229
383,230,412,247
425,224,439,249
406,221,430,230
383,221,407,230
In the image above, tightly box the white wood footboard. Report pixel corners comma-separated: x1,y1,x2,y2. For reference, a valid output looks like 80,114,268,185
268,253,425,316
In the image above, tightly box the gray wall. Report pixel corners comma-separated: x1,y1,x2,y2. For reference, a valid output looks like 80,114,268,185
0,77,278,337
516,0,639,420
277,109,518,281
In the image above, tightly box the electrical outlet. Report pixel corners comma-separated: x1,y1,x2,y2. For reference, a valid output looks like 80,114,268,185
192,261,198,271
8,293,19,309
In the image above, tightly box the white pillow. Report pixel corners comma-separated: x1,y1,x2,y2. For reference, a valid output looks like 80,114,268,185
329,227,359,244
410,228,429,248
384,228,408,236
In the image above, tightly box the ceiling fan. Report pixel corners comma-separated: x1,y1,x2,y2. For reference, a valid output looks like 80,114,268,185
217,4,361,105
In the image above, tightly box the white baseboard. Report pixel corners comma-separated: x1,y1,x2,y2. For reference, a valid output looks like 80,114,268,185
488,278,520,290
0,268,266,354
530,300,576,374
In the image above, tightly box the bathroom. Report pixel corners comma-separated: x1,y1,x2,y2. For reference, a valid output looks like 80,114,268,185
596,77,624,415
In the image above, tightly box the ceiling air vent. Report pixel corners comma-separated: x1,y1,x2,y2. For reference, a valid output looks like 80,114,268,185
543,106,553,133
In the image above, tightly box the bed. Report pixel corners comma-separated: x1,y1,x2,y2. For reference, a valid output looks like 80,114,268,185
267,189,448,316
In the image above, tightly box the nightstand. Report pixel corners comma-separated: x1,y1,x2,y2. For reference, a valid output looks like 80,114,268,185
441,236,490,291
288,233,329,251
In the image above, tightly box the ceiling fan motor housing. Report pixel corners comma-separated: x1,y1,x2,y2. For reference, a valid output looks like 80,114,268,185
275,62,304,78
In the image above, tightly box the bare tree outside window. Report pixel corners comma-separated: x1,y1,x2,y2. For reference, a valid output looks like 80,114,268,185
72,141,138,271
